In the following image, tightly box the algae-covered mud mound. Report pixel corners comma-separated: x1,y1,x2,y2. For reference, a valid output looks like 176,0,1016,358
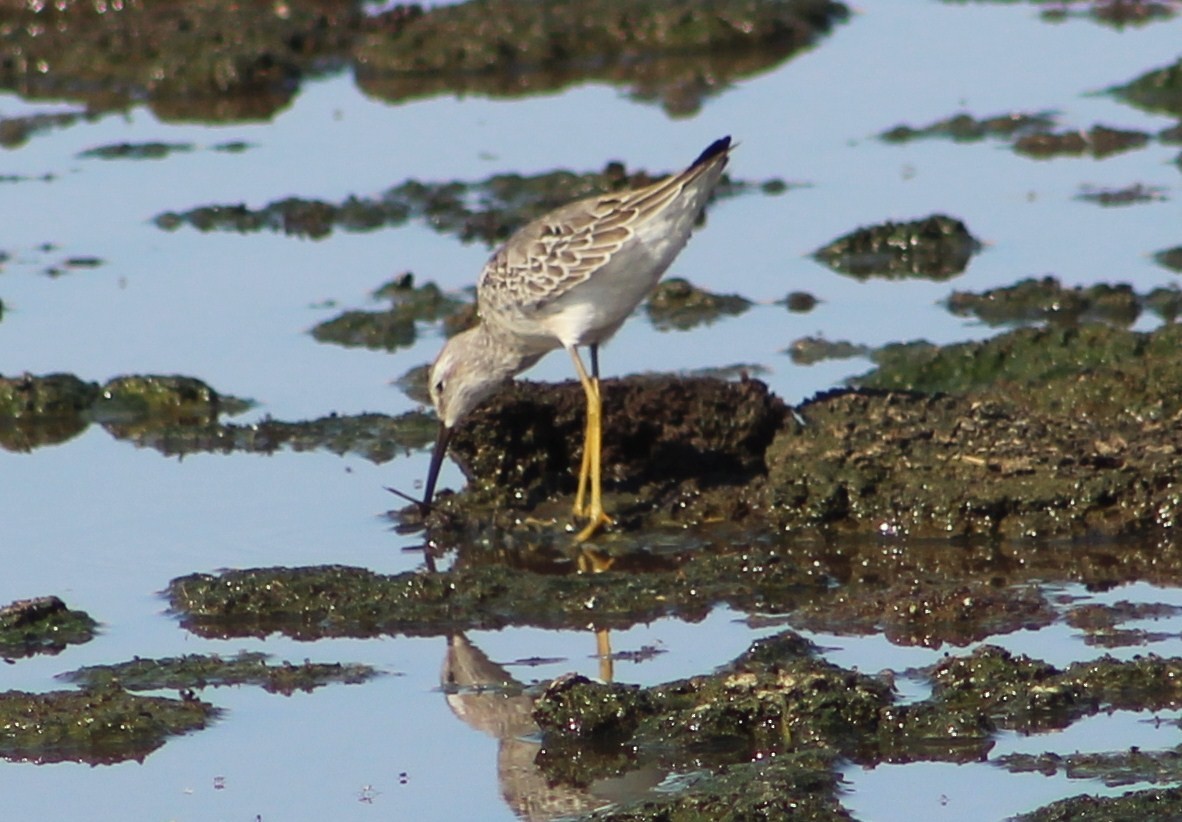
0,649,377,765
0,596,96,660
0,0,849,122
0,687,216,765
406,320,1182,544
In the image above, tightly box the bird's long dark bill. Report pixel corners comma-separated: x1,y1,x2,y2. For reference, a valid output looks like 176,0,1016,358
422,424,453,511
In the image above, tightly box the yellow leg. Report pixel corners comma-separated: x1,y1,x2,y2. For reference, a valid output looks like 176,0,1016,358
573,405,592,518
569,349,612,542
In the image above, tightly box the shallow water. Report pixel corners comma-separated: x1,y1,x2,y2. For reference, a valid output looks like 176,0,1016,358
3,0,1182,819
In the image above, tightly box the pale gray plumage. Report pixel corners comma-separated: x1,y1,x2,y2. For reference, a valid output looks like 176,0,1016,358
422,137,732,539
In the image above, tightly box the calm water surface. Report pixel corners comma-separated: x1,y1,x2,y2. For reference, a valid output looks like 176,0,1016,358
3,1,1182,819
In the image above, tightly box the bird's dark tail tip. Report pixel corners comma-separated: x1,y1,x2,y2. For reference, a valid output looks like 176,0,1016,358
691,136,732,168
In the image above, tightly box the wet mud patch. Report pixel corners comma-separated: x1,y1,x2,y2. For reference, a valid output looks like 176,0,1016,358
520,633,1182,816
78,141,195,160
0,371,433,461
880,110,1056,144
644,277,753,331
58,651,378,696
785,580,1055,648
312,273,466,352
1156,245,1182,273
1111,56,1182,117
0,0,366,121
812,214,980,280
415,321,1182,543
943,276,1170,327
1065,601,1182,648
1015,787,1182,821
154,161,773,244
167,553,832,641
0,686,216,765
785,336,870,365
1014,125,1152,159
355,0,850,116
0,109,99,148
1075,182,1169,206
0,372,248,451
0,596,97,660
999,748,1182,787
117,409,437,463
764,387,1182,539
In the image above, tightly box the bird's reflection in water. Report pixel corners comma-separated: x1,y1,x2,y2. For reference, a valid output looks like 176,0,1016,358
442,633,665,820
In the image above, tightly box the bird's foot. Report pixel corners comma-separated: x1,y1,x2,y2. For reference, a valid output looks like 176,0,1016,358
573,509,613,545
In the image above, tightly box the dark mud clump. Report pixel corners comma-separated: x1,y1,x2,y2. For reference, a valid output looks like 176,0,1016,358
1013,125,1151,159
944,276,1143,327
0,596,97,659
782,290,819,312
0,686,216,765
812,214,980,280
439,374,787,527
311,273,466,352
59,651,378,696
644,277,752,331
880,110,1055,143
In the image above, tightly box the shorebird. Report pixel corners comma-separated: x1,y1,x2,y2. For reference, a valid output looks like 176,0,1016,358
423,136,732,542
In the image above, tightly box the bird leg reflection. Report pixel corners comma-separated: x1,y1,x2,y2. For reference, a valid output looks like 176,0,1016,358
596,627,614,683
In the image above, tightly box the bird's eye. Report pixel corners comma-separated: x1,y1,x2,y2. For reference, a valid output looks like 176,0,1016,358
433,380,444,395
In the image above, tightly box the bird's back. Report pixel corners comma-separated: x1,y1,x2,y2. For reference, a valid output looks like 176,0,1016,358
477,138,731,350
